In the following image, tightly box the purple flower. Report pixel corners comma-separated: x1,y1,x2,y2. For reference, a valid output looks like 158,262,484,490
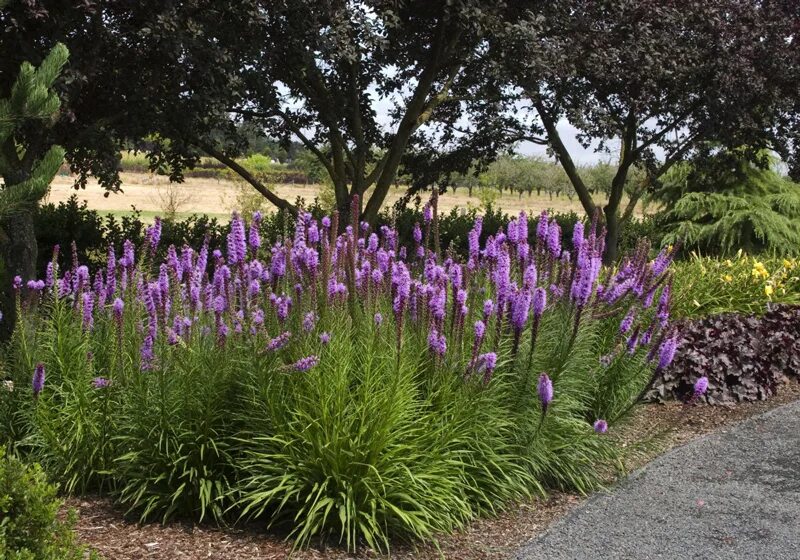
413,222,423,244
392,262,412,318
657,285,671,327
546,221,561,258
693,376,709,397
523,263,538,290
267,331,291,352
427,328,447,357
92,377,111,389
474,319,486,342
533,287,547,318
320,332,331,345
293,355,319,372
536,211,549,244
620,308,636,334
32,363,45,397
516,211,528,244
483,299,494,320
538,373,553,412
657,337,678,370
227,212,247,264
112,298,124,323
248,279,261,298
303,312,317,332
146,217,162,249
651,247,673,277
593,419,608,434
572,221,585,253
423,203,432,224
477,352,497,374
249,212,262,250
121,239,135,268
321,216,331,229
45,262,55,288
511,289,531,332
82,292,95,331
429,286,447,323
374,312,384,326
140,335,155,370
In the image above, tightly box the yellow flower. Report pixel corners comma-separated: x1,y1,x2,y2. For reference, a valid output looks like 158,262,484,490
724,259,733,268
765,284,774,297
722,274,733,283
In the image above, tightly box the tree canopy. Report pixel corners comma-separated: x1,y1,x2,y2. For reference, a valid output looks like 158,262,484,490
493,0,800,260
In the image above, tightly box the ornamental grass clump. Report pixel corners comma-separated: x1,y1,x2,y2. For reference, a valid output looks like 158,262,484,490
0,196,676,551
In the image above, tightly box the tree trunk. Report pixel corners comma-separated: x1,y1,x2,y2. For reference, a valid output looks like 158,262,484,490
0,209,38,340
603,205,619,265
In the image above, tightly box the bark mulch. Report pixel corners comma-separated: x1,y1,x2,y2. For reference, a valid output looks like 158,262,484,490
68,378,800,560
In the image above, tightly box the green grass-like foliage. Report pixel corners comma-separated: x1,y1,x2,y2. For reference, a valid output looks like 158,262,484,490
0,207,671,551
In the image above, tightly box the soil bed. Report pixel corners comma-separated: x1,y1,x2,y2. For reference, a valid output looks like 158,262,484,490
68,379,800,560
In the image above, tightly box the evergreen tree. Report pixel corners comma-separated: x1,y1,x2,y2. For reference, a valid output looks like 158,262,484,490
650,149,800,256
0,42,68,338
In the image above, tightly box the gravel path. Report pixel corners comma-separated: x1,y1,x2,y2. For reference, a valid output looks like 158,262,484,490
515,399,800,560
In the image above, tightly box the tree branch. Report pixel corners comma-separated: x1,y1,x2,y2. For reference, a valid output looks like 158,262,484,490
197,141,297,215
532,96,596,216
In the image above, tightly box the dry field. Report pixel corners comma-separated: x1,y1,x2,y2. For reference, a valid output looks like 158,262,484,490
47,172,636,220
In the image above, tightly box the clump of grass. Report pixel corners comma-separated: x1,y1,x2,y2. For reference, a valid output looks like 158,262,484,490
2,199,676,551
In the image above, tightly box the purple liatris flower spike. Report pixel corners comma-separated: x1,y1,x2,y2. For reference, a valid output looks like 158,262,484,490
428,328,447,357
538,373,553,412
303,312,317,332
523,263,538,290
227,212,247,264
620,308,636,334
112,298,124,323
483,299,494,320
293,355,319,372
533,287,547,318
82,292,95,331
145,217,162,249
511,289,531,333
249,211,262,250
478,352,497,374
657,285,671,328
572,221,585,252
693,376,709,398
320,332,331,345
92,377,110,389
536,211,548,244
374,312,383,326
267,331,291,352
45,262,55,288
32,363,45,397
657,336,678,370
474,320,486,342
546,221,561,258
593,419,608,434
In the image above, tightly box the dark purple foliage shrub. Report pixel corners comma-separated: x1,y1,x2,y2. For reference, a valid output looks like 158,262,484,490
651,304,800,404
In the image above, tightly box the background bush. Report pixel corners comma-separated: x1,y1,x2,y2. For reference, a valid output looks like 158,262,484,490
669,253,800,318
0,449,90,560
648,149,800,256
651,304,800,404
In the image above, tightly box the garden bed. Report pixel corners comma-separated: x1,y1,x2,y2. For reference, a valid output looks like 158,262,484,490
68,379,800,560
